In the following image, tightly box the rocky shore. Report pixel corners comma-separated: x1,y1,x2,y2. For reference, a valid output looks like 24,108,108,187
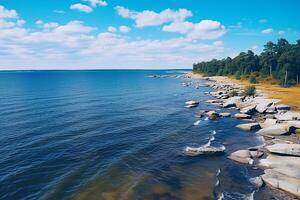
185,72,300,199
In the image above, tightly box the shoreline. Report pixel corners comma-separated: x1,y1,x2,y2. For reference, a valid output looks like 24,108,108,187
185,72,300,199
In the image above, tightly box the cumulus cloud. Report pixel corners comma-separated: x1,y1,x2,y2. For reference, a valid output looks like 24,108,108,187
115,6,192,28
70,3,93,13
163,20,226,40
119,25,131,33
108,26,117,33
83,0,107,7
261,28,273,34
0,5,225,69
0,5,18,19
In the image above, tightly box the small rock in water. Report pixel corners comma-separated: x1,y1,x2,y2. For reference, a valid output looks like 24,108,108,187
206,111,219,120
249,176,264,188
220,112,231,117
228,150,253,164
236,123,261,131
235,113,251,119
184,146,225,156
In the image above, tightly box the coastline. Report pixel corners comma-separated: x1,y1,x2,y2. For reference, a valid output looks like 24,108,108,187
185,71,300,199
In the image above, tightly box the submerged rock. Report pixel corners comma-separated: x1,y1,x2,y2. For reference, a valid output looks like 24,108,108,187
236,123,261,131
266,144,300,157
184,146,225,156
228,150,253,164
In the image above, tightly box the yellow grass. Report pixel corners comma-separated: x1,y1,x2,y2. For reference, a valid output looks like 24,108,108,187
190,72,300,110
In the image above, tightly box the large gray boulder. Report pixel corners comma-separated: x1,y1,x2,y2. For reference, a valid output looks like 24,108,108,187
256,124,291,136
240,104,256,115
223,96,243,108
236,123,261,131
266,144,300,157
255,100,274,113
275,111,300,121
261,169,300,198
259,119,277,128
228,150,253,164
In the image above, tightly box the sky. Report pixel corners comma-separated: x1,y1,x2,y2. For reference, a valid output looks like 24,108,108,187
0,0,300,70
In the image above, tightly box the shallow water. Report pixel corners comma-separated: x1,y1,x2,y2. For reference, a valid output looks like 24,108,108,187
0,70,265,200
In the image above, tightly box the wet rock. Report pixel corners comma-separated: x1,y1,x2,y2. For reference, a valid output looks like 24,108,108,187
236,123,261,131
184,145,225,156
185,100,199,105
261,169,300,198
250,176,264,188
234,113,251,119
228,150,253,164
266,144,300,157
257,124,291,136
206,111,219,120
220,112,231,117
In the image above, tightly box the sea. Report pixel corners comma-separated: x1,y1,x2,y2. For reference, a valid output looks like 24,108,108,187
0,70,278,200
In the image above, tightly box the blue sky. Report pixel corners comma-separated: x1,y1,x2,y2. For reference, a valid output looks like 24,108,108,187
0,0,300,70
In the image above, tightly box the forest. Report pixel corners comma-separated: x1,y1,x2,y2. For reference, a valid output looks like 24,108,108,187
193,39,300,86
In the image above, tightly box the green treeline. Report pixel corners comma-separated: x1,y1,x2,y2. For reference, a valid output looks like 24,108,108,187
193,38,300,86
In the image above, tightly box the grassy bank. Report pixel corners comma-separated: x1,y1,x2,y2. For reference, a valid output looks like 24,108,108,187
191,72,300,110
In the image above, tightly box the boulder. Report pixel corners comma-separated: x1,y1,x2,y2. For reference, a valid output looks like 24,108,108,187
236,123,261,131
255,100,274,113
220,112,231,117
256,124,291,136
185,100,199,105
240,105,256,115
228,150,253,164
223,96,243,108
259,119,277,128
206,111,219,120
259,154,300,169
249,150,264,158
234,113,251,119
184,146,225,156
275,111,300,121
286,121,300,129
266,144,300,157
261,169,300,198
276,104,291,111
185,104,198,108
249,176,264,188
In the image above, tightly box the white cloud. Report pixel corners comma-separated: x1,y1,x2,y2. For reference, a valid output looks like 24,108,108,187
108,26,117,33
0,5,225,69
278,30,285,35
0,5,18,19
43,22,59,29
261,28,273,34
70,3,93,13
35,20,44,25
258,19,268,23
163,20,226,40
83,0,107,7
115,6,192,28
119,25,131,33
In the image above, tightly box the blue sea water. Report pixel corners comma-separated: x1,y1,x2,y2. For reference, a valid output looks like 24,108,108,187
0,70,265,200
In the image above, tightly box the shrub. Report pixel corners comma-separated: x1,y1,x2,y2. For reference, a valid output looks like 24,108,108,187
249,76,258,84
229,90,238,97
243,85,256,96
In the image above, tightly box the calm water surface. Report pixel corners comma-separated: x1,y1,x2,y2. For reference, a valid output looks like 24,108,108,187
0,70,264,200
